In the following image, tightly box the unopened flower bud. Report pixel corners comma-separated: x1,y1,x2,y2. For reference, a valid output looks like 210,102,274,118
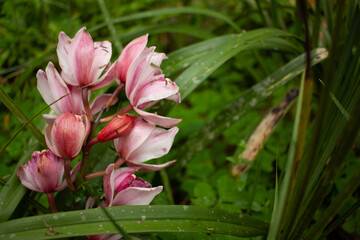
96,114,135,142
45,113,90,160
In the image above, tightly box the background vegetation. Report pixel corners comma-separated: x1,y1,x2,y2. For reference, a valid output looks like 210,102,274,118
0,0,359,239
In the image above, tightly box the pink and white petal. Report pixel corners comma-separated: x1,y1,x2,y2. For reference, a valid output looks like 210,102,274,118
114,117,155,159
85,197,96,209
103,164,115,206
69,27,94,85
134,108,182,128
126,160,176,172
116,34,148,83
128,126,178,163
89,94,115,115
67,85,84,114
36,69,60,114
134,78,180,107
166,92,181,103
17,165,41,192
90,41,112,82
45,125,62,158
57,32,72,73
41,114,57,125
133,51,167,91
126,47,155,102
45,62,73,113
89,61,117,90
111,186,163,206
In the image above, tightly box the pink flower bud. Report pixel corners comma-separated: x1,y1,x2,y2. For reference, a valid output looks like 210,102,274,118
96,114,135,143
16,150,80,193
45,113,90,160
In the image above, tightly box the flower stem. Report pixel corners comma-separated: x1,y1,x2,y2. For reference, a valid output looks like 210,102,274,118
64,159,75,192
79,107,106,177
100,104,133,123
82,88,94,122
105,83,124,110
85,158,125,180
46,193,58,213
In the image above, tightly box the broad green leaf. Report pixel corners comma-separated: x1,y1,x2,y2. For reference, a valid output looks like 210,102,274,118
170,48,328,171
0,205,269,239
88,7,241,33
174,28,296,100
163,35,300,77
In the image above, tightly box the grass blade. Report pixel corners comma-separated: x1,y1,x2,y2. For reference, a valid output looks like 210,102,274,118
0,86,45,148
88,7,241,33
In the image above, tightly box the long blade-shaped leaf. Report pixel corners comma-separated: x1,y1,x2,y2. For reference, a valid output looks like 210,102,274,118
170,48,328,171
0,205,269,239
175,28,295,99
0,86,45,148
88,7,241,33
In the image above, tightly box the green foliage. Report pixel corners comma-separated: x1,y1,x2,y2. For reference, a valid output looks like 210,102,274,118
0,0,359,239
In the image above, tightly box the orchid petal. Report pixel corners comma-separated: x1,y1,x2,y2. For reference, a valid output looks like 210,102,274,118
57,31,73,83
45,62,73,113
103,164,115,207
129,126,179,162
114,118,155,159
42,114,57,124
68,27,94,86
111,186,163,206
17,164,40,192
134,108,182,128
90,41,112,83
116,34,148,84
126,160,176,172
89,94,115,115
36,70,61,114
134,78,180,107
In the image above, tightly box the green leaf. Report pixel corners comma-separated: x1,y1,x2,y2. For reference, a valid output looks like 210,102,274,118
163,35,300,78
174,28,296,100
0,86,46,149
170,48,328,171
191,182,216,207
88,7,241,33
0,205,269,239
121,24,215,42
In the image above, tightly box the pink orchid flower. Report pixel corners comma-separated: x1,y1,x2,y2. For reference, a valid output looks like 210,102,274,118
116,35,181,128
37,62,115,123
114,117,178,171
103,164,162,207
87,164,162,240
45,113,90,160
57,27,115,90
17,150,80,193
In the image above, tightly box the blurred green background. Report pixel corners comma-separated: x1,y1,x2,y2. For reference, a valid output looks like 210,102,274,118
0,0,359,239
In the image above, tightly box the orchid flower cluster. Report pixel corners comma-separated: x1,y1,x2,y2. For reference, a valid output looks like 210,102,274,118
16,27,181,226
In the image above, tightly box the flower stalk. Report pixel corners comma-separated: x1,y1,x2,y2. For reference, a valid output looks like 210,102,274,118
46,193,58,213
